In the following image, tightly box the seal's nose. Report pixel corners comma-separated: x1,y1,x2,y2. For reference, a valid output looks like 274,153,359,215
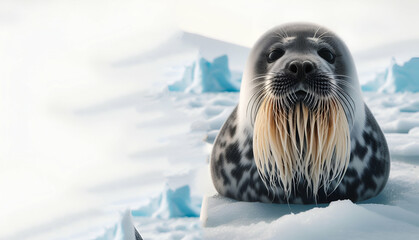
303,61,314,74
287,60,315,78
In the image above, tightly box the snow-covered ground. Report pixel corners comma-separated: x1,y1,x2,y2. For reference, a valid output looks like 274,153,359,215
2,1,419,240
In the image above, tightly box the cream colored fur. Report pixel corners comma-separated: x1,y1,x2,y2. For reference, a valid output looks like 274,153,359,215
253,97,350,198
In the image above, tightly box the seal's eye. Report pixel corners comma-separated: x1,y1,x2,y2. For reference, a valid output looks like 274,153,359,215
267,49,285,63
318,48,336,64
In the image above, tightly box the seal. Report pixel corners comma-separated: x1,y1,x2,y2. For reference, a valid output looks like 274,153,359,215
210,23,390,204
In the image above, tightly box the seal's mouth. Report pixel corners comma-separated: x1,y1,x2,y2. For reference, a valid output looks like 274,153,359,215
295,90,307,101
266,71,340,112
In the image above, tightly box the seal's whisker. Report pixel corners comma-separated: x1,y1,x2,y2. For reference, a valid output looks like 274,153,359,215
278,28,289,39
330,81,356,114
327,74,352,79
250,74,274,83
313,26,321,39
330,86,355,127
317,31,330,40
274,31,286,39
249,90,269,123
332,78,357,90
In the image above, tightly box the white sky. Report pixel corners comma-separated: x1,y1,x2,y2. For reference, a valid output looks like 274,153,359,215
175,0,419,52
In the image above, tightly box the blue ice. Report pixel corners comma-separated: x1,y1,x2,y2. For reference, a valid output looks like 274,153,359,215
168,55,241,93
362,57,419,93
132,185,200,218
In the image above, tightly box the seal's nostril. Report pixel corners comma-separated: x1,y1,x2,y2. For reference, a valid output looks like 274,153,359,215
289,63,298,74
304,61,314,74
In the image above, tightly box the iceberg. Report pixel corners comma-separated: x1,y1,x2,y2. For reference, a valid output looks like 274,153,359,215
362,57,419,93
131,185,200,219
95,185,200,240
95,210,142,240
168,55,241,93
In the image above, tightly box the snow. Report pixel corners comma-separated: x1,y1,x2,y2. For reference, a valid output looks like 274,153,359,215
202,198,419,240
132,217,201,240
386,133,419,157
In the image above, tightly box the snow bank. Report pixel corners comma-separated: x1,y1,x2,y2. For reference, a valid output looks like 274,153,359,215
132,217,201,240
132,185,200,219
362,58,419,93
200,194,324,228
381,119,419,133
202,195,419,240
186,94,238,143
168,55,241,93
386,131,419,157
363,92,419,134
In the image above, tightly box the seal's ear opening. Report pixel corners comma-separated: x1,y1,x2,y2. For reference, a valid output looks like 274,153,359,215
253,97,350,199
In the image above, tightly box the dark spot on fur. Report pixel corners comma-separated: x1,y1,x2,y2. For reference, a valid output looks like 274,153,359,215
218,153,224,164
345,167,358,178
246,148,254,161
368,155,386,177
342,178,361,202
231,164,252,184
225,141,241,163
229,125,237,137
361,171,377,195
212,153,226,179
239,179,249,194
231,167,244,184
363,131,373,145
220,169,231,186
354,140,368,160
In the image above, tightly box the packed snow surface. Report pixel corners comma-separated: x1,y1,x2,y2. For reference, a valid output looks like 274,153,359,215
202,197,419,240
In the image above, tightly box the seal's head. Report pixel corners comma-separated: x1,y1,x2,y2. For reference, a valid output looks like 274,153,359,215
238,23,365,198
